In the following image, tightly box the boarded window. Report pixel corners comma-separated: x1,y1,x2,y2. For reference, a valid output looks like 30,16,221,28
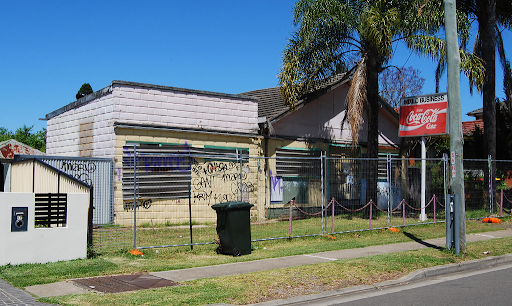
35,193,67,227
275,148,322,177
378,153,400,181
122,143,248,201
328,146,362,201
122,144,193,200
274,148,322,205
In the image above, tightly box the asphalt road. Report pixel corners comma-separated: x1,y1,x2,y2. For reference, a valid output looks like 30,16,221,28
282,263,512,306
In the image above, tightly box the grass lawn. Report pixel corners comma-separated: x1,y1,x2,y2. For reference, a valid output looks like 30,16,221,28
40,234,512,306
102,208,501,252
1,218,509,288
0,217,510,305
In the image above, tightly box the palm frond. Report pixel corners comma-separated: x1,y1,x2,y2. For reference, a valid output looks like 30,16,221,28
279,0,362,108
460,50,485,93
503,60,512,111
346,58,367,146
496,28,509,71
435,61,446,93
404,35,446,60
411,0,445,35
467,29,482,95
361,1,399,63
496,0,512,29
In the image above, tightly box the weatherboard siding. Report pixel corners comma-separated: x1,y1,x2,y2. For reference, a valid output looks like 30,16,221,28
270,85,400,147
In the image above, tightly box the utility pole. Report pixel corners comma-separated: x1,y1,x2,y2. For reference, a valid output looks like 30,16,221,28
444,0,466,254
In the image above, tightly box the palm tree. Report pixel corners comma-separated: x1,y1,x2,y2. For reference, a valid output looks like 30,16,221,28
448,0,512,206
454,1,512,162
279,0,483,203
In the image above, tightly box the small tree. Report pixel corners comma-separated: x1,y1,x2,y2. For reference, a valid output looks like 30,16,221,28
0,127,13,143
0,125,46,152
76,83,93,100
379,66,425,108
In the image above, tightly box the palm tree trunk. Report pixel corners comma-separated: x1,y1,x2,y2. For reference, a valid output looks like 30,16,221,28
480,1,496,160
479,0,497,208
366,65,380,204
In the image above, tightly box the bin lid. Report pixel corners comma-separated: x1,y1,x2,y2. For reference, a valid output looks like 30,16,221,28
211,201,254,210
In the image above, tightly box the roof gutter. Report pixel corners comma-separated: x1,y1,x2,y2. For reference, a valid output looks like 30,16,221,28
45,85,113,120
114,122,263,139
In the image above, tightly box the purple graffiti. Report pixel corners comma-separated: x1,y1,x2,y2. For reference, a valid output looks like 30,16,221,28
123,144,192,172
270,170,283,193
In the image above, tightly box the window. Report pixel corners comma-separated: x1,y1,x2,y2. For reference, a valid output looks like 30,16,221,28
35,193,67,227
122,143,248,201
273,148,322,205
275,148,322,177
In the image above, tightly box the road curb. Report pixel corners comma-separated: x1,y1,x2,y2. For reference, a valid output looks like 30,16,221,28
246,285,375,306
248,253,512,306
390,253,512,285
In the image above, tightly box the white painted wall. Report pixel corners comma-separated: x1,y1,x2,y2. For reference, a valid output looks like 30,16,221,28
377,106,401,148
112,84,259,133
46,82,259,157
271,85,400,147
46,92,115,157
0,193,89,266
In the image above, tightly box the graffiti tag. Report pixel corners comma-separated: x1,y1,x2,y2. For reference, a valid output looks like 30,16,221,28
123,199,152,211
59,160,97,185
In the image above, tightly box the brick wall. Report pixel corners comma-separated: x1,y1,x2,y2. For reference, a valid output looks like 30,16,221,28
46,81,259,158
112,84,259,134
113,128,266,225
46,94,115,157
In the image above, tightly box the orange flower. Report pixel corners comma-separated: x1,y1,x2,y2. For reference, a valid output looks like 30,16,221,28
130,249,143,256
482,217,502,224
388,227,400,233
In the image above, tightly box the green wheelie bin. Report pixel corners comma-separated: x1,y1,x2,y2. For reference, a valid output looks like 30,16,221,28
211,201,254,256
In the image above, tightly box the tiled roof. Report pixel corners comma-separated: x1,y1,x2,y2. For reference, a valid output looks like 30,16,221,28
462,119,484,135
240,86,287,120
241,73,352,121
466,107,483,117
0,139,45,159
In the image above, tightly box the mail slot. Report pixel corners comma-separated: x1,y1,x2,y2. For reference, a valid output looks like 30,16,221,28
11,207,28,232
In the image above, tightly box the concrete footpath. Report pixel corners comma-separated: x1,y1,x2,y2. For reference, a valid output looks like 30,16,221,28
10,228,512,305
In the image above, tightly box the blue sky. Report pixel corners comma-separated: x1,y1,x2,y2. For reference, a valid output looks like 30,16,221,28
1,1,511,133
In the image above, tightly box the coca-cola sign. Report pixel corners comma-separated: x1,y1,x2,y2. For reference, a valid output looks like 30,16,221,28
399,93,448,137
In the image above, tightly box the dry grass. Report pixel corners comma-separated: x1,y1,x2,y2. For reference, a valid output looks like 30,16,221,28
42,235,512,306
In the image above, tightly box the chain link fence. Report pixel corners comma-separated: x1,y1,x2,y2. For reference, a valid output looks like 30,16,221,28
91,151,512,252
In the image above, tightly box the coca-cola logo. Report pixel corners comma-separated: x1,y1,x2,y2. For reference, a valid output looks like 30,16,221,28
405,108,443,130
399,97,448,136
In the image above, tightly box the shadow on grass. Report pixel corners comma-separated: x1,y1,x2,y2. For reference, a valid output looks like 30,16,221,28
403,231,445,251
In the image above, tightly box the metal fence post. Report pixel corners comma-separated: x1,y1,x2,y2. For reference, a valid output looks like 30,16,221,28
434,195,437,223
188,181,193,250
332,197,335,234
369,201,373,229
289,199,294,236
387,154,392,228
236,149,240,201
501,189,504,216
443,153,448,214
87,185,94,249
402,200,406,226
133,145,137,249
321,151,325,234
488,155,493,215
